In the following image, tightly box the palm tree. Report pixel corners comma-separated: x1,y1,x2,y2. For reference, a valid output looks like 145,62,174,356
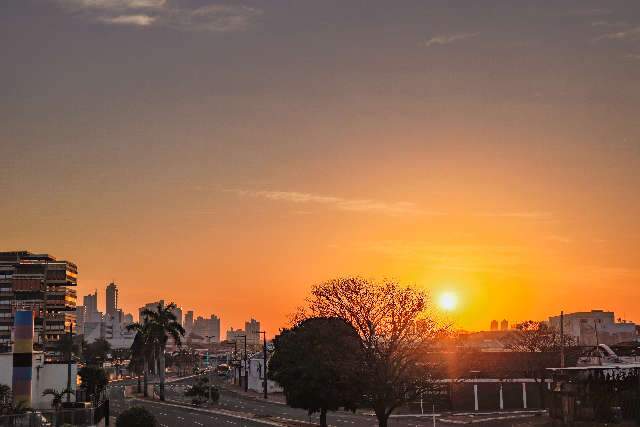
127,321,153,397
140,302,185,401
42,388,73,410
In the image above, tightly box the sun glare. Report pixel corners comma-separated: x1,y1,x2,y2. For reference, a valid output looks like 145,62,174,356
438,291,458,311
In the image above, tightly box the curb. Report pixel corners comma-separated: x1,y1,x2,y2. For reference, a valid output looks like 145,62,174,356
130,397,288,426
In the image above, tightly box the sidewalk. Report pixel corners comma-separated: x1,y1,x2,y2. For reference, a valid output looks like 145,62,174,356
218,381,288,405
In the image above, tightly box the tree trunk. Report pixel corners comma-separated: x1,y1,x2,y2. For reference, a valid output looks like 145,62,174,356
374,406,390,427
143,357,149,397
319,408,328,427
137,373,141,393
159,347,166,401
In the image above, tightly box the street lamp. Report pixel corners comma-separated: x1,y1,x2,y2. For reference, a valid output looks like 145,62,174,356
235,334,248,392
259,331,267,399
205,335,216,402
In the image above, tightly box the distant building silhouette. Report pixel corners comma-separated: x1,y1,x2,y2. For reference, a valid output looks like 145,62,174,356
490,320,499,331
500,319,509,331
105,282,118,318
185,310,194,334
548,310,638,346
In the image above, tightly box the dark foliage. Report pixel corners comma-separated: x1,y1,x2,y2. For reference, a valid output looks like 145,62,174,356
269,316,364,427
184,375,219,405
116,406,158,427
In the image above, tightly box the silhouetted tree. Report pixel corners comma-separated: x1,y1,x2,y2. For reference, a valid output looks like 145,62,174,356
116,406,157,427
503,320,576,407
127,321,153,397
184,375,219,405
138,302,185,401
83,338,111,366
297,277,447,427
78,366,108,404
269,317,364,427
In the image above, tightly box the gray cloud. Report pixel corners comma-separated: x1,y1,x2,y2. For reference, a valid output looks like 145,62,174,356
424,32,479,48
596,26,640,42
54,0,260,31
99,14,155,26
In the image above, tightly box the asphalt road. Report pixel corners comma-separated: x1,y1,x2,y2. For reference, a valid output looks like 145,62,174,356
109,397,280,427
108,375,544,427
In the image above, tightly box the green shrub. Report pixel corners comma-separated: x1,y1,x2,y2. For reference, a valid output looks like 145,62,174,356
116,406,157,427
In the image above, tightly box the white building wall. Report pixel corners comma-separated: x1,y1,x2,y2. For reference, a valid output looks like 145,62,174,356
247,357,282,394
0,353,78,409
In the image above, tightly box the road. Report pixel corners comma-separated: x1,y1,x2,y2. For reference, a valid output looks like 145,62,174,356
107,376,544,427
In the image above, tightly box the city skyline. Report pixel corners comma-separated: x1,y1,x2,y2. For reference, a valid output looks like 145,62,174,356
3,1,640,334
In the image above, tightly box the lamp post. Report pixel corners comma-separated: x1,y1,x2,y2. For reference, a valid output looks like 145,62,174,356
205,335,216,402
235,335,248,392
259,331,267,399
67,321,73,403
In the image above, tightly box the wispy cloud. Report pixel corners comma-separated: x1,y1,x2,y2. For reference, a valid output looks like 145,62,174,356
53,0,261,31
99,14,154,26
596,26,640,42
360,240,527,276
227,189,436,216
475,211,553,220
569,8,611,17
424,32,479,48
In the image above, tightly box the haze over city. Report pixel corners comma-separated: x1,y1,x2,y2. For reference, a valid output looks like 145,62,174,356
3,0,640,336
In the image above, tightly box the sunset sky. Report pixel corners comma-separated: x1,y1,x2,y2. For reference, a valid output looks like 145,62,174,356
2,0,640,335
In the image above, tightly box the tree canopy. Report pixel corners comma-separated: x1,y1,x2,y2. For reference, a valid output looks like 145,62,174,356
297,277,447,427
116,406,158,427
269,316,363,427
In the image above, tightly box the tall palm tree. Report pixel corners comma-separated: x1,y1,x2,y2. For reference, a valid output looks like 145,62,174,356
140,302,185,401
127,320,153,397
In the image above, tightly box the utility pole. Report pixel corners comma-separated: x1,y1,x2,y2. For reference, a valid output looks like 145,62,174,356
259,331,267,399
41,260,49,351
560,311,565,369
205,335,216,402
243,335,248,393
67,321,73,402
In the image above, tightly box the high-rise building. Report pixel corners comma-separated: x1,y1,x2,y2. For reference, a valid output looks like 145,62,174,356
185,310,194,334
105,282,118,318
0,251,77,350
245,318,260,346
75,305,87,335
490,320,499,331
192,315,220,343
83,291,98,318
500,319,509,331
139,300,164,322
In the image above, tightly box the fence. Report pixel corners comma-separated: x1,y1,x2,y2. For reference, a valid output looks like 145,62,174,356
0,400,109,427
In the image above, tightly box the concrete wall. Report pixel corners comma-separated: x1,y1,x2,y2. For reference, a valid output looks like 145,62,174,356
247,358,282,394
0,352,77,409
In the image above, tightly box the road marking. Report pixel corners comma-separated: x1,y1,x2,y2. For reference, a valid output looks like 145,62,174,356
130,398,286,426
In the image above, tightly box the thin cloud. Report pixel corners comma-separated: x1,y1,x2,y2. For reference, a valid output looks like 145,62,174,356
227,189,435,216
596,26,640,42
569,8,611,17
476,211,553,220
57,0,166,10
52,0,261,32
424,32,479,48
99,14,155,26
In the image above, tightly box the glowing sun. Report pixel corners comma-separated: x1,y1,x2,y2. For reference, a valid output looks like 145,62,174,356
438,291,458,311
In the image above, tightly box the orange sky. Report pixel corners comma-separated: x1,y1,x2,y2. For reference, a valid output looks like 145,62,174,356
2,1,640,336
